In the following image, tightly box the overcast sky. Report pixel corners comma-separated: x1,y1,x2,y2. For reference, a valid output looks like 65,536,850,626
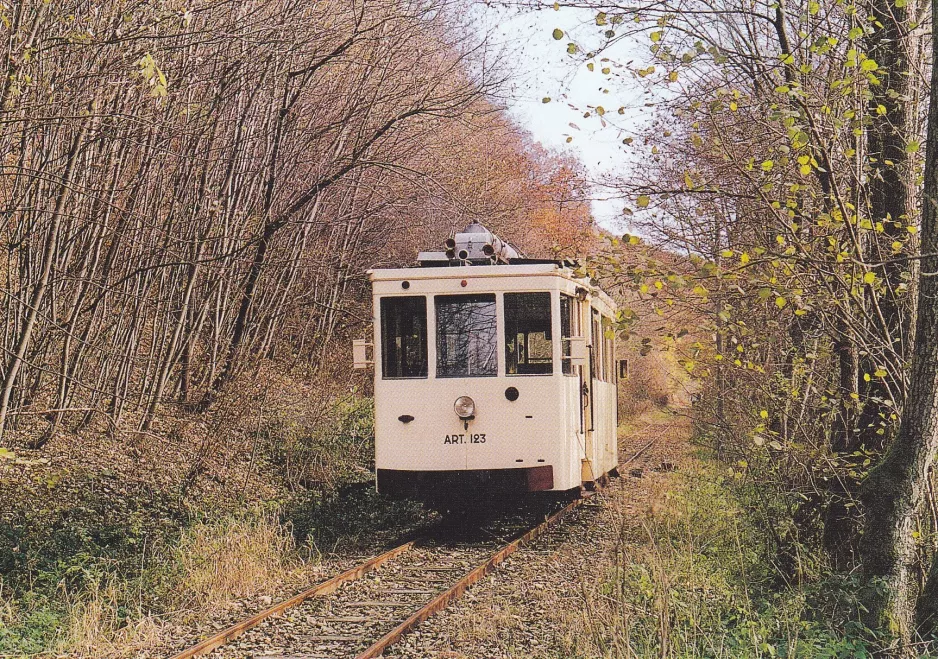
469,3,653,231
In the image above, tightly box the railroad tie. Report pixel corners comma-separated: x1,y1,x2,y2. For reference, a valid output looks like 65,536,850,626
382,588,437,595
400,576,455,583
171,491,609,659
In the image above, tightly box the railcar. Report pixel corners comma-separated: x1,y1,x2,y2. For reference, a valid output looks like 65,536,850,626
354,221,620,507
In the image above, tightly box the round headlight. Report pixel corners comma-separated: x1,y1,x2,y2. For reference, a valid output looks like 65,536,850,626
454,396,475,419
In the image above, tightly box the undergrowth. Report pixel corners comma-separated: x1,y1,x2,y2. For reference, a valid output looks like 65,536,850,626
573,463,877,658
0,393,418,656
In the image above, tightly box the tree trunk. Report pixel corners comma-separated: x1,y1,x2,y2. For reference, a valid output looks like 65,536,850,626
857,0,916,452
860,2,938,644
0,122,87,441
824,331,861,566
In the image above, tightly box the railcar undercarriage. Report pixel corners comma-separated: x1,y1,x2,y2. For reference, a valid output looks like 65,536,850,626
377,466,561,511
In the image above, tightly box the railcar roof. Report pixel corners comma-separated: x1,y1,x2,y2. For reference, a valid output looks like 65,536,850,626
368,264,617,310
369,263,561,279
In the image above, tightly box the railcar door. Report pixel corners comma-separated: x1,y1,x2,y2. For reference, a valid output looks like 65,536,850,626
577,305,595,483
435,293,499,470
580,359,593,448
582,307,608,483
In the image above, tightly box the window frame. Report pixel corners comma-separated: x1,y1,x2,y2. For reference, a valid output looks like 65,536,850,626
379,295,428,380
591,308,604,382
603,316,616,383
560,294,580,376
434,293,499,379
504,291,555,377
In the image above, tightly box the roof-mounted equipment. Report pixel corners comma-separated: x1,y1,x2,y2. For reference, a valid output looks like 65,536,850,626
418,221,522,266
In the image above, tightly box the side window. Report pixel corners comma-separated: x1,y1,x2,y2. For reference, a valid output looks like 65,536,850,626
591,310,603,381
436,294,498,377
505,292,553,375
380,296,427,379
603,317,615,381
560,295,574,375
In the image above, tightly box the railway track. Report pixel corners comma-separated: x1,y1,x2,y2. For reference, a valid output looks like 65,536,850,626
170,494,595,659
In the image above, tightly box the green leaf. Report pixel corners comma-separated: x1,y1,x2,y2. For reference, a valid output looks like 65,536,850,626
636,195,650,208
552,28,564,40
861,58,879,72
650,30,662,42
906,140,921,153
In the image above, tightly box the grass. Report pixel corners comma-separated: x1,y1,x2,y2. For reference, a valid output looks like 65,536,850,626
61,578,163,657
0,594,63,655
0,391,394,657
175,514,299,612
0,489,426,657
0,513,299,657
568,461,874,658
284,482,426,554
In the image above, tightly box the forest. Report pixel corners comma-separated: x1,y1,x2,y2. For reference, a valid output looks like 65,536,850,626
2,0,938,656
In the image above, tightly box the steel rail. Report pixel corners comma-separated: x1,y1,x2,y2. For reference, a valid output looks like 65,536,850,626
169,460,637,659
353,493,592,659
622,438,656,467
169,541,415,659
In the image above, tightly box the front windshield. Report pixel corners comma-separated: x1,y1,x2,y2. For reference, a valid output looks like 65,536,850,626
435,294,497,377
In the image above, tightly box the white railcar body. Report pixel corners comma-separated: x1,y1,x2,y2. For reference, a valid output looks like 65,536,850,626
365,260,619,502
